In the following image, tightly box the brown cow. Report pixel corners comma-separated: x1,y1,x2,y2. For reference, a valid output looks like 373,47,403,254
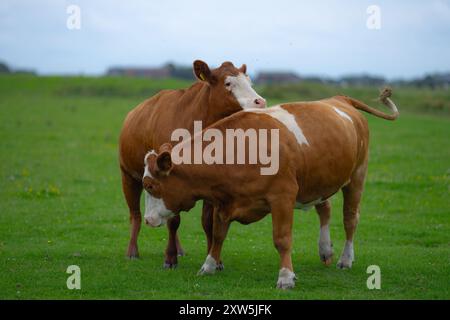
141,89,398,288
119,60,266,267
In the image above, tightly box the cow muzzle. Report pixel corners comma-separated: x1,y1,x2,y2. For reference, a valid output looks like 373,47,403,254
144,215,166,228
241,97,266,109
254,98,266,108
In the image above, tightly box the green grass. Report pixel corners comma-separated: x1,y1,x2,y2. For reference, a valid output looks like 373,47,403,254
0,75,449,299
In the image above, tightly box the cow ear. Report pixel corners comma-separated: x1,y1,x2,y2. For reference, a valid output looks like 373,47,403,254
156,151,173,176
159,142,172,154
193,60,216,84
239,64,247,74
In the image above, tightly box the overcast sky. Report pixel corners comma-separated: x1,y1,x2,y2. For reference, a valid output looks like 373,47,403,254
1,0,449,79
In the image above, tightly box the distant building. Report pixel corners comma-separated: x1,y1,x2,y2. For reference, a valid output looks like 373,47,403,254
339,74,386,87
254,72,301,84
302,76,337,85
107,65,171,78
166,63,195,80
13,69,36,75
410,73,450,89
106,63,194,80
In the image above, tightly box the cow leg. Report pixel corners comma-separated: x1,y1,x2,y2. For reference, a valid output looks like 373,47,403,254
272,200,296,289
164,215,183,268
315,200,333,266
337,163,367,269
198,208,230,275
121,169,142,259
201,200,214,254
201,201,223,270
176,232,185,256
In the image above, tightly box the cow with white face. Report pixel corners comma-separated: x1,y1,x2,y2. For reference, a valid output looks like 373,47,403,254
119,59,266,268
193,61,266,110
224,73,265,109
141,89,399,289
142,150,176,227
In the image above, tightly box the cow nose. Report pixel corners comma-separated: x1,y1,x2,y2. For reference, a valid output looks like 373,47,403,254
254,98,266,108
145,216,162,228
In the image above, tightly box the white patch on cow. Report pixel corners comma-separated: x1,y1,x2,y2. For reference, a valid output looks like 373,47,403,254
295,198,323,211
333,107,353,123
319,225,331,247
276,267,296,289
144,192,173,227
244,105,309,146
143,150,174,227
197,254,217,275
225,73,265,109
337,240,354,269
319,225,333,262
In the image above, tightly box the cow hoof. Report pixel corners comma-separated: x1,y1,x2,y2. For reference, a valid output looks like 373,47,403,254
322,256,333,266
337,241,354,269
336,259,352,269
177,249,185,257
216,262,224,271
164,254,178,268
197,254,217,275
277,281,295,290
163,262,178,269
126,247,139,259
319,242,333,266
126,253,139,260
276,279,295,290
319,250,333,266
197,266,215,276
276,268,296,290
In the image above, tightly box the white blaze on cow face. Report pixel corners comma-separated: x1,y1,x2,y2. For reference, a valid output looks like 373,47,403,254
143,151,175,228
225,73,266,109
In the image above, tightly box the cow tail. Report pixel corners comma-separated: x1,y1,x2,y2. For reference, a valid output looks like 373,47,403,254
344,87,399,121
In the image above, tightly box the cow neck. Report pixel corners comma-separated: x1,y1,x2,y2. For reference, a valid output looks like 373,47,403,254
173,161,228,204
185,82,232,128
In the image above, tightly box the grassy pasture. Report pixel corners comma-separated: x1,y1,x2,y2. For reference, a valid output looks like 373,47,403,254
0,75,449,299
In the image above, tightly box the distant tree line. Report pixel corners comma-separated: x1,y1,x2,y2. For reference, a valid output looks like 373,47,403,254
1,60,448,89
106,63,194,80
105,62,450,89
0,62,10,73
0,62,36,75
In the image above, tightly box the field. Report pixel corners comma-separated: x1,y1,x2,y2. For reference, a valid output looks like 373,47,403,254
0,75,449,299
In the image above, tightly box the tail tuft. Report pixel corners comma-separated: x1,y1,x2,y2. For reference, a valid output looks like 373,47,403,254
379,87,392,104
379,87,399,119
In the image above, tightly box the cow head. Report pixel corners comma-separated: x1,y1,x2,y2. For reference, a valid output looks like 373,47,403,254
142,143,196,227
193,60,266,113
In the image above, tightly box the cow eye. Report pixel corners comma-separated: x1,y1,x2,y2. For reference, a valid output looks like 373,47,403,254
225,82,231,87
